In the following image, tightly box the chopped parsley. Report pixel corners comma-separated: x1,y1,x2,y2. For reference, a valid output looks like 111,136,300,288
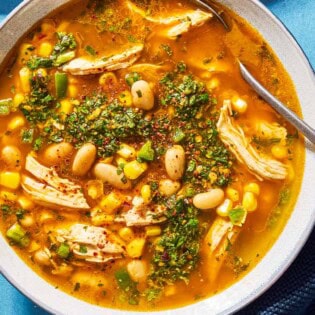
149,198,200,286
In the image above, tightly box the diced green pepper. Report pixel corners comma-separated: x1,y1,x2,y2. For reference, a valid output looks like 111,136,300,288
57,242,70,258
115,268,133,290
55,72,68,99
138,141,155,161
115,268,140,305
0,98,12,116
54,51,75,66
173,128,185,143
229,207,247,226
6,222,30,247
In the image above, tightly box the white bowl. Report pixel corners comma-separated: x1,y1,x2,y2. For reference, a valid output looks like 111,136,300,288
0,0,314,314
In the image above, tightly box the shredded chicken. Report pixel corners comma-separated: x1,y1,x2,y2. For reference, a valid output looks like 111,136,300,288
217,101,288,180
57,224,125,263
115,196,167,226
127,1,212,39
126,63,167,82
202,217,240,282
63,44,144,75
255,121,287,145
22,155,89,209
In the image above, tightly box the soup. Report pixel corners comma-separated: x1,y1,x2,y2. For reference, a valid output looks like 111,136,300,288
0,0,304,311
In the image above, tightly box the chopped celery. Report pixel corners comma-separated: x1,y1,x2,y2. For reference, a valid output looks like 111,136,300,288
55,72,68,99
55,51,75,66
138,141,155,161
6,222,30,247
57,242,70,258
0,98,12,116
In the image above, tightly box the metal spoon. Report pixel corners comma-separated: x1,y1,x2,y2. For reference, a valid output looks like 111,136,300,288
193,0,315,144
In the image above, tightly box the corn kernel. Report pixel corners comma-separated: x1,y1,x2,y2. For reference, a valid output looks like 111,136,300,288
118,227,134,242
244,182,260,195
126,238,146,258
271,144,288,160
19,67,31,93
68,85,78,98
86,180,103,200
116,156,127,167
168,106,175,118
91,207,115,225
141,185,151,203
99,72,117,86
117,143,136,160
99,192,122,214
145,226,161,237
18,43,34,65
232,96,248,113
286,163,295,183
8,116,26,131
36,68,48,77
0,172,21,190
164,285,177,297
119,90,133,107
38,42,53,57
0,190,18,201
216,198,233,217
124,160,148,180
87,108,102,121
17,196,34,210
242,191,258,212
100,156,114,164
195,135,203,143
226,187,239,202
28,241,41,253
56,21,69,32
13,93,25,108
208,172,218,184
59,99,73,120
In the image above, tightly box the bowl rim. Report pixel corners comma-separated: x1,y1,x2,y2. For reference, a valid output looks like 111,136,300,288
0,0,314,314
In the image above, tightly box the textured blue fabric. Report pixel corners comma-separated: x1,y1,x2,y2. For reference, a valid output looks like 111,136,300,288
0,1,314,314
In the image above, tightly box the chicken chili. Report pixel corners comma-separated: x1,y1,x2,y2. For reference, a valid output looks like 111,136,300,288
0,0,304,311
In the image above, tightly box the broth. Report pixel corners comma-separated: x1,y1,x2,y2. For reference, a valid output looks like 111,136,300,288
0,0,304,311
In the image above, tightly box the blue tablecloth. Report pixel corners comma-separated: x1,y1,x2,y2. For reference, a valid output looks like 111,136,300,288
0,1,314,314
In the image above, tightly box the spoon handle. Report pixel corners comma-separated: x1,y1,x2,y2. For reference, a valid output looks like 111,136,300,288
239,61,315,144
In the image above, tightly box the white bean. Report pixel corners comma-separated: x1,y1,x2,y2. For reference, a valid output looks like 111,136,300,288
42,142,73,166
0,145,22,170
33,249,51,266
159,179,181,196
93,163,131,190
127,260,148,283
72,143,97,176
193,189,225,210
165,145,185,180
131,80,154,110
